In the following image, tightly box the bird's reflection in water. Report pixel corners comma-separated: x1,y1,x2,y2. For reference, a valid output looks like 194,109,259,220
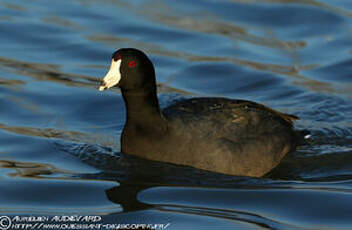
106,183,153,212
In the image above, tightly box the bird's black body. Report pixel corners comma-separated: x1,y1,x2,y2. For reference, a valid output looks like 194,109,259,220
100,48,306,177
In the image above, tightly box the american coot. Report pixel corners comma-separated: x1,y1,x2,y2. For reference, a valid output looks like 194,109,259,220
99,48,308,177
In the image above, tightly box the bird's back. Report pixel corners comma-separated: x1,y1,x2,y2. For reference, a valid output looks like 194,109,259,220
163,97,298,141
161,97,299,176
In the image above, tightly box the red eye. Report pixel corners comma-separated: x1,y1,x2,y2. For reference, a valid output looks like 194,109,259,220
128,60,136,68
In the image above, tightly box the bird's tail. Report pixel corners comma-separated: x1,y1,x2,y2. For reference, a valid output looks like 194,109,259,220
295,129,311,144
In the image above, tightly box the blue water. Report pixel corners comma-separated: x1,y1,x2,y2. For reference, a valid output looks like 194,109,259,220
0,0,352,229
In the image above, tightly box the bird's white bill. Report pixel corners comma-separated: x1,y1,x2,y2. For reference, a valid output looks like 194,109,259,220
99,59,122,91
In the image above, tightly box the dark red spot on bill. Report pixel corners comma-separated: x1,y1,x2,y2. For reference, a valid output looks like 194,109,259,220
112,51,122,61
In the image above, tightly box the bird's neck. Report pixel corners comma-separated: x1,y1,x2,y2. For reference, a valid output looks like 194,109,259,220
121,88,164,125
